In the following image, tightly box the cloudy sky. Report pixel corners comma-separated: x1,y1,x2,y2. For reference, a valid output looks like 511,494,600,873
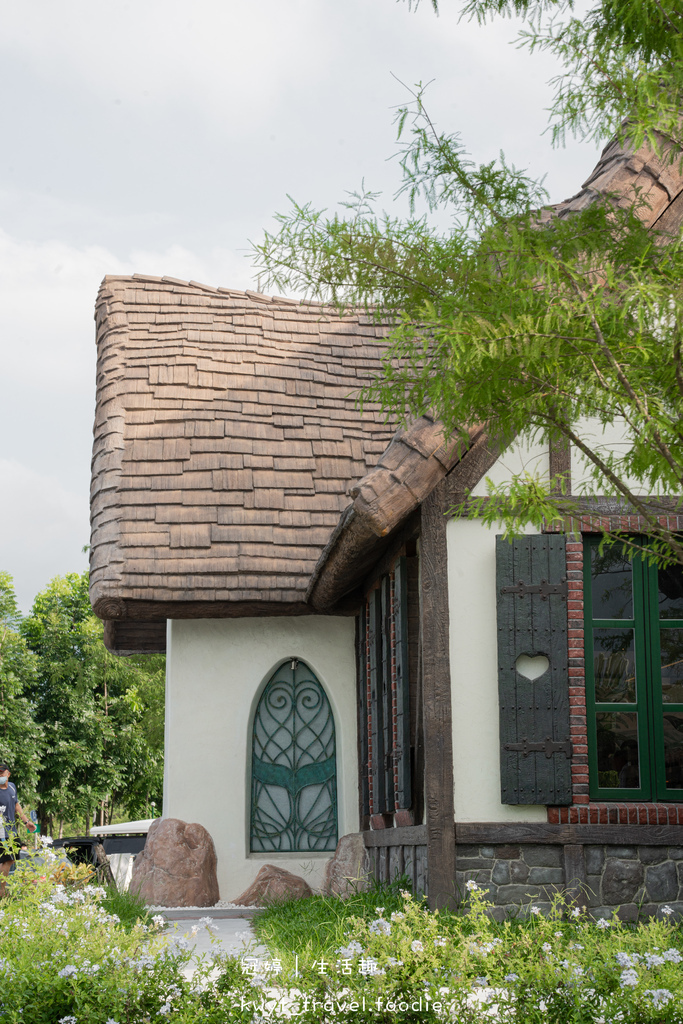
0,0,600,611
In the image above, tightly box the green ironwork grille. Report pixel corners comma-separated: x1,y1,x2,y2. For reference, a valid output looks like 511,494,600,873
250,659,337,852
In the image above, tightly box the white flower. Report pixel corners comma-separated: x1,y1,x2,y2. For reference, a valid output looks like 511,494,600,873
530,906,542,916
58,1017,77,1024
474,976,488,987
596,918,611,929
554,931,563,937
645,989,673,1008
399,889,411,899
570,906,582,918
504,972,519,982
336,940,363,958
661,905,674,916
105,1019,120,1024
369,918,391,935
411,940,424,952
198,916,214,928
662,948,682,963
374,907,385,915
58,965,78,978
643,953,665,968
615,952,634,967
465,880,479,892
434,936,447,946
620,968,639,988
152,914,165,929
40,835,54,846
541,943,552,954
390,911,405,921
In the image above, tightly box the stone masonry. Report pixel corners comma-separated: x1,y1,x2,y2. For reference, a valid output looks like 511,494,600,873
455,844,683,921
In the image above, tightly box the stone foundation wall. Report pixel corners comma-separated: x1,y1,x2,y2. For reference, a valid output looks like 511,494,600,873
456,844,683,920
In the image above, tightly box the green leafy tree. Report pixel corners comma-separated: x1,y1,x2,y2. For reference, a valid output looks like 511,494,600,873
0,572,42,806
21,572,164,836
254,4,683,565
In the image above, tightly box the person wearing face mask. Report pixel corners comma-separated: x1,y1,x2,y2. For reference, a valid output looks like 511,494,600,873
0,763,36,895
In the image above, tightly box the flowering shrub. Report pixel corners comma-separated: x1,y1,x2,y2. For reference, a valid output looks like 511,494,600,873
0,859,260,1024
250,884,683,1022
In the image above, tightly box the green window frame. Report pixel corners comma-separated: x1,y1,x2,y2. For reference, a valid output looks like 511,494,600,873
584,536,683,802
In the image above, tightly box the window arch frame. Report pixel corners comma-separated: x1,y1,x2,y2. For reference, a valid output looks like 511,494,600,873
249,657,338,853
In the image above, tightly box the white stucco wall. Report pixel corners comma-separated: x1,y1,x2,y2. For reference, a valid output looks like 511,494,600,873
471,433,549,497
570,416,660,495
163,616,357,900
447,517,548,822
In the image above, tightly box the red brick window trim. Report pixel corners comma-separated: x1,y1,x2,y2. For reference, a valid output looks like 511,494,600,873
548,803,683,825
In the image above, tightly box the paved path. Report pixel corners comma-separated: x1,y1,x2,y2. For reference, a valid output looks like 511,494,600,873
166,915,267,960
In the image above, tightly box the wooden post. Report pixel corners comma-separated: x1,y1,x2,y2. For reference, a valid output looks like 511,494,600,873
420,481,457,909
563,844,588,910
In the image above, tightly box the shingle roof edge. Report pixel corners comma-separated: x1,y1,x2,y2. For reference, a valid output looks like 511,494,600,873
307,417,485,610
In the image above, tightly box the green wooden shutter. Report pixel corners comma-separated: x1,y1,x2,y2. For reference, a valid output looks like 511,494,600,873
394,557,412,809
496,534,572,805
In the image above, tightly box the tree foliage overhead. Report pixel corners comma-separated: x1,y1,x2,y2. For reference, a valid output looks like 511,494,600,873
254,2,683,566
436,0,683,151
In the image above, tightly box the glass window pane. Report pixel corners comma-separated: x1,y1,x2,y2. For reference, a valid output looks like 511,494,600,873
663,713,683,791
593,628,637,703
658,563,683,619
591,545,633,619
660,629,683,703
596,712,640,788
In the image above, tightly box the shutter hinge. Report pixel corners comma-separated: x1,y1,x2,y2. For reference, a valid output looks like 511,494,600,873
503,736,572,759
500,579,568,600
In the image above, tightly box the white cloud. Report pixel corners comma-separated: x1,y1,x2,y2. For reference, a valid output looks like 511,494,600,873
0,458,89,613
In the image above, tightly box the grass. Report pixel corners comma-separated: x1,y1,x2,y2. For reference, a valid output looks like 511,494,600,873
100,882,154,929
252,878,433,971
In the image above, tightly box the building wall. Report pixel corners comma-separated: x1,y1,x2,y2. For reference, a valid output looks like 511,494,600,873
447,517,548,823
164,616,357,899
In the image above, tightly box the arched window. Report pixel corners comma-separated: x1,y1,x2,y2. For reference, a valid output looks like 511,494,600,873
250,659,337,852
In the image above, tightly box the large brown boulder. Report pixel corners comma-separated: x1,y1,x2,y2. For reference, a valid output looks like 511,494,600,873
130,818,219,907
233,864,312,906
323,833,371,897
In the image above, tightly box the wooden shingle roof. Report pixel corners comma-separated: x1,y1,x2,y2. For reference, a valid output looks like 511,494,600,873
90,275,397,623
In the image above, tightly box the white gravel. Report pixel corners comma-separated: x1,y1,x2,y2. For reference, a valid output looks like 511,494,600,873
148,900,264,911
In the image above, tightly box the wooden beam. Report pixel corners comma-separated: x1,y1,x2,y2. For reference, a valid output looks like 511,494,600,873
455,822,683,846
549,434,571,495
103,620,166,655
420,481,457,909
563,845,587,909
94,597,315,622
363,824,428,847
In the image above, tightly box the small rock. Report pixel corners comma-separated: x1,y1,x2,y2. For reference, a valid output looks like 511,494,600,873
323,833,371,897
130,818,219,908
602,858,644,905
645,861,678,903
234,865,313,906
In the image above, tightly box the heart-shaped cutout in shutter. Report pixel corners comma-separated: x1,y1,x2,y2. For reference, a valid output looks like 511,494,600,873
515,653,550,680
